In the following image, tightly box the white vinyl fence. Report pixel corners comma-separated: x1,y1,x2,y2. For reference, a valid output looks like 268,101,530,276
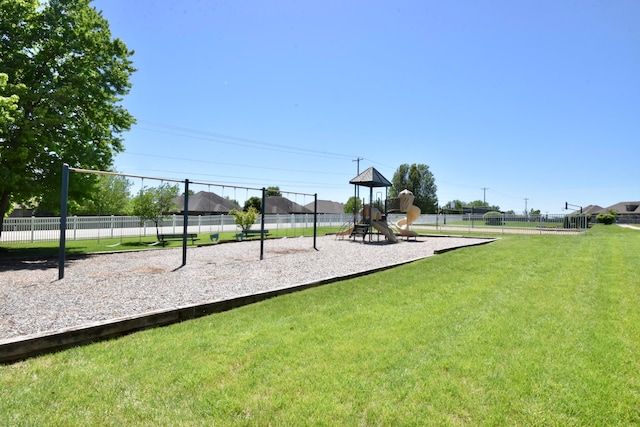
1,212,588,244
0,214,352,244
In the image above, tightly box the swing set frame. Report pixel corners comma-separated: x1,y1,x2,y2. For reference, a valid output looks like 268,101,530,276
58,164,318,280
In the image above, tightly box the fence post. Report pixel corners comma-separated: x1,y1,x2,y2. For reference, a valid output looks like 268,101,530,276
539,214,542,234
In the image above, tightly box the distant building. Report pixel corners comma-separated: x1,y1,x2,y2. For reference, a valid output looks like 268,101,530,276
264,196,312,214
305,200,345,214
582,205,606,215
575,201,640,224
173,191,240,215
8,203,35,218
605,201,640,224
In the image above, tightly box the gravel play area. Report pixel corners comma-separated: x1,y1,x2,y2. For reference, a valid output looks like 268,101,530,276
0,235,493,341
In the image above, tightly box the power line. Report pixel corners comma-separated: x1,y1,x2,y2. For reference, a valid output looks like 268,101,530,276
121,151,352,177
135,120,357,160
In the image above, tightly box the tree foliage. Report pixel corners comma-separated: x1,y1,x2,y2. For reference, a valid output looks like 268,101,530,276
74,173,133,215
343,196,362,215
0,72,20,132
0,0,135,234
390,163,438,214
443,199,501,212
266,186,281,197
132,184,179,235
230,207,258,232
244,196,262,213
597,213,616,225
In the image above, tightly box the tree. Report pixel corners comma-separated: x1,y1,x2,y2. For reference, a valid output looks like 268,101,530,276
229,207,258,232
132,183,179,235
244,196,262,213
344,196,362,215
75,173,133,215
390,163,438,214
266,186,281,197
0,0,135,236
443,199,465,212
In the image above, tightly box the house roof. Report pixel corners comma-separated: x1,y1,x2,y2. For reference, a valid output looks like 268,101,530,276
305,200,345,214
349,166,392,188
264,196,312,214
605,201,640,214
174,191,240,213
582,205,607,215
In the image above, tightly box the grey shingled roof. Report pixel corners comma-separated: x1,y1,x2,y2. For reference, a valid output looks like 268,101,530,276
605,201,640,214
349,166,392,188
264,196,313,214
582,205,606,215
305,200,345,214
174,191,240,214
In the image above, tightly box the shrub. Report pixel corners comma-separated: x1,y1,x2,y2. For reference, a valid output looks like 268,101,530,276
596,213,616,225
230,207,258,232
483,211,503,226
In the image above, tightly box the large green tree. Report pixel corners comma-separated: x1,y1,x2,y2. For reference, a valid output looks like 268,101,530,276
0,0,135,236
75,173,133,215
390,163,438,214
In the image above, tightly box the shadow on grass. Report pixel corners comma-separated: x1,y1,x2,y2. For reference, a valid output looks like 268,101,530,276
0,242,159,272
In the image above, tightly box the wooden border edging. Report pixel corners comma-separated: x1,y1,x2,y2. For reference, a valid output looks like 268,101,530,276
1,238,496,364
433,238,496,254
0,259,420,364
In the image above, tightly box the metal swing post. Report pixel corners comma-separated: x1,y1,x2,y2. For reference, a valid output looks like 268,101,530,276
58,163,70,280
182,179,189,266
260,187,266,260
313,193,318,250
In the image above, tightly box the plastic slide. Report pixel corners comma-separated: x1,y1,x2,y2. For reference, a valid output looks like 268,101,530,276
396,205,421,237
336,227,354,236
372,220,398,243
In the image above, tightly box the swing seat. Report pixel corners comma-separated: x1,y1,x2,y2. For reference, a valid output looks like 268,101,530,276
210,233,219,243
106,242,121,248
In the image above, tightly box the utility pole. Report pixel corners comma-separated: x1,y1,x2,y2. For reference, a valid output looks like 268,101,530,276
352,157,363,222
353,157,363,175
481,187,489,204
524,198,529,216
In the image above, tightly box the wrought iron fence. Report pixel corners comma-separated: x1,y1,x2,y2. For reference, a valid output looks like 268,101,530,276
387,213,589,235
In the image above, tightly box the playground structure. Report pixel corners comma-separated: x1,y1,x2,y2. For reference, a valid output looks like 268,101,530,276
337,166,420,243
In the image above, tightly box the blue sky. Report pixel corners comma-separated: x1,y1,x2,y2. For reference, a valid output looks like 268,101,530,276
93,0,639,214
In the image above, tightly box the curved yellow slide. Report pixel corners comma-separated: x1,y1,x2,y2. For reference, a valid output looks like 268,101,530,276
396,205,420,237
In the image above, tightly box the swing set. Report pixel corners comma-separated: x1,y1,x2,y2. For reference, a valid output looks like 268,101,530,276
58,164,319,280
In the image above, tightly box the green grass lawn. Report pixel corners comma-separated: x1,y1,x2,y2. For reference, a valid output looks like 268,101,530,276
433,219,564,229
1,225,639,425
0,226,340,259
